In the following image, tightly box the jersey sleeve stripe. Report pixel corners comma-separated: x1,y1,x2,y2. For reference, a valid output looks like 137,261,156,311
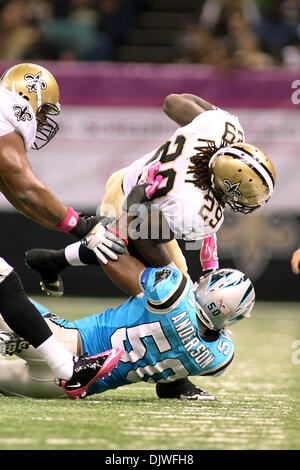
200,351,234,376
138,268,152,292
146,275,189,314
147,272,183,306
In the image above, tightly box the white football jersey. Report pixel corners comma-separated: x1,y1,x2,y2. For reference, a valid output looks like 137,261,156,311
123,109,245,240
0,87,36,152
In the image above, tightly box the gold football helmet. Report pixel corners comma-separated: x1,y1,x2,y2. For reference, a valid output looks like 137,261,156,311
208,143,276,214
0,63,60,149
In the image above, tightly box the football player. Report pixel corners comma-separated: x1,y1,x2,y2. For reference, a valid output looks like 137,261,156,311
0,179,255,400
26,93,276,289
0,63,123,399
24,93,276,399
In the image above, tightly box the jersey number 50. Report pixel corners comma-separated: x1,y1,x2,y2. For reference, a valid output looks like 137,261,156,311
110,321,189,383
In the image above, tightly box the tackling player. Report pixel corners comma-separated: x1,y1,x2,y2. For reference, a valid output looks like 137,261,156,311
25,93,276,399
0,63,123,399
0,179,255,400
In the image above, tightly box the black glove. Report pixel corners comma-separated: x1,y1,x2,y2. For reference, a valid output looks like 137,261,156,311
69,215,115,239
122,184,150,215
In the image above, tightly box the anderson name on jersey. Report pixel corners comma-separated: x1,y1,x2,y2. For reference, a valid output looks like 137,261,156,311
49,266,234,395
0,87,36,152
123,109,245,241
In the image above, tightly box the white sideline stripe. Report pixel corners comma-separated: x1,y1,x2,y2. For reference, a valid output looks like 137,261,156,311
224,147,274,194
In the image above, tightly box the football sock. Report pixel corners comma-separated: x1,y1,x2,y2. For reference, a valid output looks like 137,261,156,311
0,270,53,348
36,334,74,380
65,242,99,266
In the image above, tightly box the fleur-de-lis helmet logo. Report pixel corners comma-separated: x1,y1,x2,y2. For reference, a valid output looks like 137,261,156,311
223,179,242,199
24,72,47,93
13,104,33,122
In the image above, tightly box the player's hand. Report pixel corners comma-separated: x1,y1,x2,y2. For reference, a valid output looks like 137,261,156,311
81,223,126,264
139,160,163,199
291,248,300,274
124,161,163,213
70,214,114,239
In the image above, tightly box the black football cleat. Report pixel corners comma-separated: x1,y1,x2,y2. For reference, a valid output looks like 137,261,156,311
56,347,123,400
25,248,64,297
178,387,217,401
156,377,217,401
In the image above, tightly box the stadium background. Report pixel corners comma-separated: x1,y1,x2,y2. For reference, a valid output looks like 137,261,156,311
0,0,299,302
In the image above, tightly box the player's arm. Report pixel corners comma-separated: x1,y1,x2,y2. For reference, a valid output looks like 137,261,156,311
0,131,100,238
83,166,173,296
0,131,68,227
103,248,146,296
85,210,172,297
102,208,186,307
0,175,55,229
163,93,218,127
106,206,174,294
291,248,300,274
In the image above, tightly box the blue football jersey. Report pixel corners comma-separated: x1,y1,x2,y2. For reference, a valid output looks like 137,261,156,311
35,267,234,395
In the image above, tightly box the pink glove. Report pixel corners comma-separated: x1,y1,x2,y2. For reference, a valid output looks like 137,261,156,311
200,234,219,271
124,161,163,214
140,161,163,199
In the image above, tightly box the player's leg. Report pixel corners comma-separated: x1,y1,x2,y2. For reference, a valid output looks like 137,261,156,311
25,243,98,296
0,312,80,362
159,239,188,277
100,167,128,217
0,258,121,399
0,317,80,398
0,358,65,398
0,257,75,378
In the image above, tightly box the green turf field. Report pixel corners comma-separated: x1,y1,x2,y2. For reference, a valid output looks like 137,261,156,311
0,297,299,451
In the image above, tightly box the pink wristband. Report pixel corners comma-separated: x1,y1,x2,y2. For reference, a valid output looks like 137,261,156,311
56,207,79,233
200,235,219,271
106,226,128,246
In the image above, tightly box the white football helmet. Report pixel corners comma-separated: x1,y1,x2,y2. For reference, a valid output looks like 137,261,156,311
194,268,255,330
0,63,60,150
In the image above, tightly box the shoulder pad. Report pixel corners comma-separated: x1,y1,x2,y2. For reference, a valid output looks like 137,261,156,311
146,268,189,314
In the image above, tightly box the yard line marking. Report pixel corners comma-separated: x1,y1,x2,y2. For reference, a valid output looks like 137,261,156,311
0,438,36,444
